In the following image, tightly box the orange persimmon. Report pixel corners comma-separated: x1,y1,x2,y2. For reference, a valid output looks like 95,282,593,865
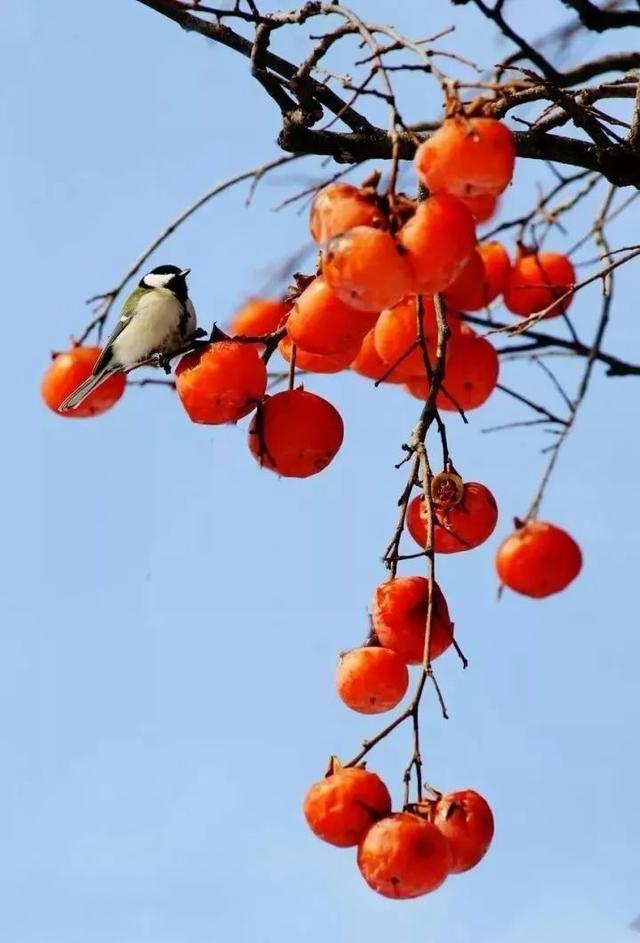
371,576,454,665
357,812,451,899
496,520,582,597
323,227,413,312
248,388,343,477
336,646,409,714
415,117,516,198
399,194,477,294
176,341,267,424
303,765,392,847
41,347,126,418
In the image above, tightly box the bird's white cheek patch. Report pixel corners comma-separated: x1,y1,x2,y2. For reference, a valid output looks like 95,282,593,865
143,273,174,289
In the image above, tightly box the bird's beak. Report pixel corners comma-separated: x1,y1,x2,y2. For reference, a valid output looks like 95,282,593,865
180,268,191,278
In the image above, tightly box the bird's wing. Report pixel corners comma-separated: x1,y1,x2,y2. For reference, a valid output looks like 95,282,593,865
92,287,147,375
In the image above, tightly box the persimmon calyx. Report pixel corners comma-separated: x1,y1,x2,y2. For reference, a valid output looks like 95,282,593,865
431,471,465,508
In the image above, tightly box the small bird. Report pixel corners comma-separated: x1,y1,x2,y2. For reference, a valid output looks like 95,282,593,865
61,264,199,411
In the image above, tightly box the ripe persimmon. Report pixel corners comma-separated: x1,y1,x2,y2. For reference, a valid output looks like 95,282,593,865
248,388,343,477
429,789,494,874
460,193,499,223
371,576,454,665
336,646,409,714
407,481,498,553
279,336,359,373
286,276,377,355
415,117,516,198
176,341,267,424
479,241,511,299
399,195,476,294
437,330,499,411
373,296,439,379
504,247,576,318
496,520,582,597
303,764,392,847
229,297,289,337
323,226,413,312
310,183,385,244
357,812,451,899
444,242,510,311
41,347,126,418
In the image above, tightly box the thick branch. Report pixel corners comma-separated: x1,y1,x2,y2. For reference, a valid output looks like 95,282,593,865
559,0,640,31
278,123,640,185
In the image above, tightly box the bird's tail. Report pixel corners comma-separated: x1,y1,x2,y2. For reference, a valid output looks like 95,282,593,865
59,370,114,411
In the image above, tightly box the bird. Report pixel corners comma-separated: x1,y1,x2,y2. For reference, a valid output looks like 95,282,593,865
61,264,199,411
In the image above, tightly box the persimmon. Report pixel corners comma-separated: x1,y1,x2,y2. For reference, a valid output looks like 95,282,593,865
357,812,451,899
437,331,499,411
399,194,476,294
279,336,359,374
504,247,576,318
460,193,499,223
442,250,486,311
444,243,510,311
479,241,511,299
303,764,392,847
176,341,266,424
496,520,582,597
286,276,377,355
229,297,289,337
403,374,430,401
373,296,439,379
415,117,516,198
407,481,498,553
371,576,454,665
248,388,343,477
310,182,385,244
323,226,413,312
336,646,409,714
430,790,494,874
41,347,126,418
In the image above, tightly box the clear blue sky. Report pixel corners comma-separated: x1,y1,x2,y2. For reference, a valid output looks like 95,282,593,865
3,2,640,941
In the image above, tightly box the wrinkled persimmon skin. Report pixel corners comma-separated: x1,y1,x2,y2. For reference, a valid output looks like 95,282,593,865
279,336,359,374
504,249,576,318
407,482,498,553
399,195,477,294
372,576,454,665
287,276,377,355
303,767,392,847
430,790,494,874
336,646,409,714
415,117,516,198
460,193,499,223
323,227,414,312
248,388,344,478
357,812,451,899
41,347,126,418
437,332,499,411
176,341,267,425
229,297,289,337
310,183,386,244
496,520,582,597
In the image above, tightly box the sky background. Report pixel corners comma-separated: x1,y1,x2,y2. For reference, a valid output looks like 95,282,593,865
2,2,640,941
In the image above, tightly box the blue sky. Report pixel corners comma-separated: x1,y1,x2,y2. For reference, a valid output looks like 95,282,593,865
2,2,640,941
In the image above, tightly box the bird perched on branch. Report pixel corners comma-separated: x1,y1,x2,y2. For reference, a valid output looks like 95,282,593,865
61,264,199,411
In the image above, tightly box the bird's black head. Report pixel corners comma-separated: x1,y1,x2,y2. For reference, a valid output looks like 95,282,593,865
140,264,191,303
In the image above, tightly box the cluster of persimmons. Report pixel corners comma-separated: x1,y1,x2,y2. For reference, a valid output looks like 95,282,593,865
42,114,583,898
